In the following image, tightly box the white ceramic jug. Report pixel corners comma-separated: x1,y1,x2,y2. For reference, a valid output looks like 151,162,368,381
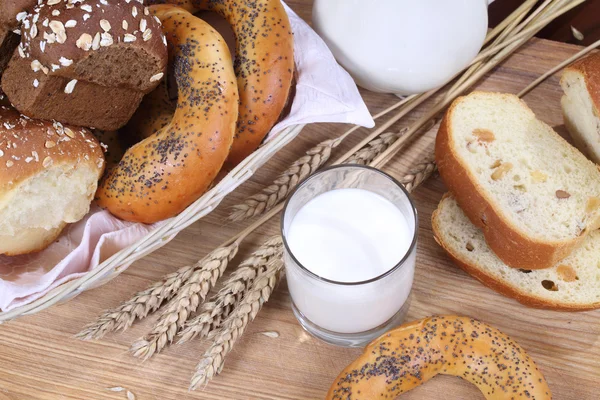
313,0,493,95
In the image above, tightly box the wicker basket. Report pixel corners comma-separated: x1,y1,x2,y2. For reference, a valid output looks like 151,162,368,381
0,124,305,322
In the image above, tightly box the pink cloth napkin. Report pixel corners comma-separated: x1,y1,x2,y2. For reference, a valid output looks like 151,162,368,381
0,2,373,312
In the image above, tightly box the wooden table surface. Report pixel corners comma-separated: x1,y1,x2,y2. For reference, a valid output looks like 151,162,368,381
1,2,599,400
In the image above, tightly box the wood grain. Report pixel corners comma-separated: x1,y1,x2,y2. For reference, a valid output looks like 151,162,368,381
1,3,599,400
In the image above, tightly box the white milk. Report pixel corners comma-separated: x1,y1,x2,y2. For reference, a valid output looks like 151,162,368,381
285,188,416,334
287,188,411,282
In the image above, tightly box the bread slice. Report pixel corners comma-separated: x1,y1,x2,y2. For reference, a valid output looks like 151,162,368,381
432,194,600,310
561,52,600,164
436,91,600,270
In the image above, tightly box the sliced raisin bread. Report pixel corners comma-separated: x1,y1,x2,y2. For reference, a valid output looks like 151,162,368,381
436,91,600,270
561,52,600,164
432,194,600,310
1,0,167,130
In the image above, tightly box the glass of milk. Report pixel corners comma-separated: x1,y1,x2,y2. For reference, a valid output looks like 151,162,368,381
281,165,418,347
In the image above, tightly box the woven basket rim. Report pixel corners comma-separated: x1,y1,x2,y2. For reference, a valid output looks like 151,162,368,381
0,124,306,322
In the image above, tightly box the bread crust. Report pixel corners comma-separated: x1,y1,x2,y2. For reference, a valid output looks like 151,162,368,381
435,92,584,270
564,51,600,117
431,197,600,311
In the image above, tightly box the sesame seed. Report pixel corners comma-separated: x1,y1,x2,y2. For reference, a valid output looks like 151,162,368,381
44,31,56,44
16,12,28,22
42,156,52,168
31,60,42,72
30,24,38,39
139,19,147,32
47,0,61,5
65,20,77,28
6,160,14,168
92,32,101,50
33,79,39,88
49,20,65,35
45,140,56,148
64,127,76,138
142,29,152,41
122,20,128,30
123,33,136,43
150,72,164,82
64,79,77,94
59,57,73,67
132,6,138,18
0,150,3,157
51,10,60,17
76,33,93,51
83,13,91,21
80,4,92,12
100,19,111,32
100,32,113,46
40,41,46,52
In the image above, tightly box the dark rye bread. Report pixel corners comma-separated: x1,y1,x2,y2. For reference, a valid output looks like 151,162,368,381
2,0,167,130
0,0,39,32
0,0,38,77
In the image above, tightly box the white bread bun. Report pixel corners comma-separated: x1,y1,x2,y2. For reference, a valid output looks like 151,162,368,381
561,52,600,164
0,106,105,255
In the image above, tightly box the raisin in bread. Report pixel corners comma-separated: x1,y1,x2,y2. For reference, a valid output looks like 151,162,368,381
432,194,600,310
561,52,600,164
436,91,600,270
1,0,167,130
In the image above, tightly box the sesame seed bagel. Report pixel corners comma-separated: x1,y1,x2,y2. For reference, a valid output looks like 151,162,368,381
145,0,295,167
95,4,238,223
327,316,551,400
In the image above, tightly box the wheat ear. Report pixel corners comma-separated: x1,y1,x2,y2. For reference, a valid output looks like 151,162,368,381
189,255,284,390
77,262,203,340
400,156,437,192
129,242,239,360
177,236,284,344
227,136,346,222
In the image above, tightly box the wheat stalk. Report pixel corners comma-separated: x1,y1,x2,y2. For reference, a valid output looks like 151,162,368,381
129,242,239,360
189,256,284,390
344,130,404,166
187,146,437,388
400,156,437,193
77,261,205,340
177,236,284,344
227,136,345,222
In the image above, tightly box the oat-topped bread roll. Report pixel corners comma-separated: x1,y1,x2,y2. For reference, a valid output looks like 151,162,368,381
1,0,167,130
561,52,600,164
0,106,105,256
